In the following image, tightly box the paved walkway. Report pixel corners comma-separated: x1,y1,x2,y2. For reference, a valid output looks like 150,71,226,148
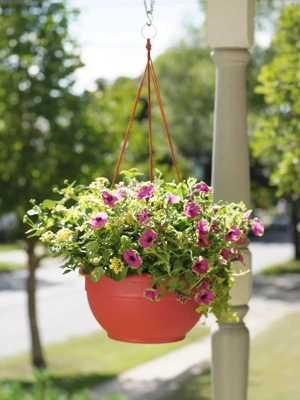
90,274,300,400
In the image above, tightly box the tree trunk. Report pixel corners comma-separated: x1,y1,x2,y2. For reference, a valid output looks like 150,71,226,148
26,238,46,368
291,200,300,260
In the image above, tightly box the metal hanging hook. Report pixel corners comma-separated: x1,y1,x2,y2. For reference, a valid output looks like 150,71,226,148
146,10,153,26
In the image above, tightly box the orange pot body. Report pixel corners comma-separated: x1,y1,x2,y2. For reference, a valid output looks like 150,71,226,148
83,273,201,344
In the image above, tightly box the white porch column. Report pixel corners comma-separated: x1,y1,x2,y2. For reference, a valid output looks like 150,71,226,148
207,1,255,400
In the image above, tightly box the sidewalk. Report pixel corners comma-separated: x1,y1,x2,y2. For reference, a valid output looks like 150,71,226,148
90,274,300,400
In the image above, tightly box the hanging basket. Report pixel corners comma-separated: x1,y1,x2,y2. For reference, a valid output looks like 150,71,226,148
82,271,201,343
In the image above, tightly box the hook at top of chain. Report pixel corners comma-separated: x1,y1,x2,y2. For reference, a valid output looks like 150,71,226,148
143,0,156,25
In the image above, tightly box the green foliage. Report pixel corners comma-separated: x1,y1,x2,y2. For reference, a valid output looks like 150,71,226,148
0,2,144,227
0,380,125,400
251,4,300,198
154,31,215,158
26,171,263,323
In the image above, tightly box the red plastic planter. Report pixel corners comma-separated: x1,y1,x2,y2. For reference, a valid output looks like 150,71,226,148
82,272,201,343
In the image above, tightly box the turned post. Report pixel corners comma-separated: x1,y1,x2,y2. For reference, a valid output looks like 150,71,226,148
207,1,255,399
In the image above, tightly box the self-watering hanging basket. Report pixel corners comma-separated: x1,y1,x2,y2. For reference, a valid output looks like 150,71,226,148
26,0,264,345
81,25,203,343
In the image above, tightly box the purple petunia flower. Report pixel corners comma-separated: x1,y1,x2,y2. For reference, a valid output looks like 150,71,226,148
252,219,264,236
195,289,215,305
221,248,230,261
195,182,212,193
184,203,200,219
191,257,209,275
230,248,244,262
144,288,160,302
175,291,190,304
196,219,209,234
197,234,212,248
197,278,211,291
137,208,149,223
137,185,156,200
166,193,181,205
225,226,242,242
236,235,247,245
123,250,142,268
115,188,125,200
210,223,219,232
101,190,118,207
89,212,108,228
139,229,157,248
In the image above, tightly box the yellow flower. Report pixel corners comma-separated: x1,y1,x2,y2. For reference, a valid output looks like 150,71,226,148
125,214,135,224
104,223,111,230
40,231,55,242
57,228,73,242
109,257,125,274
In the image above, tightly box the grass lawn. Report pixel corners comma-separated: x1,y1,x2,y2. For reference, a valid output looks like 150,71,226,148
0,325,209,394
259,259,300,275
160,312,300,400
0,262,26,273
0,241,25,252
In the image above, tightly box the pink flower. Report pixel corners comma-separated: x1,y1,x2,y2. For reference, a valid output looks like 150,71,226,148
197,278,211,291
197,234,212,248
210,223,219,232
123,250,142,268
236,235,247,245
115,188,125,200
175,291,190,304
184,203,200,219
221,248,230,261
195,182,212,193
225,226,242,242
139,229,157,248
191,257,209,275
230,247,244,262
89,212,108,228
137,185,156,200
144,288,160,302
101,190,118,207
252,219,264,236
196,219,209,234
195,289,215,305
166,193,180,204
137,209,149,223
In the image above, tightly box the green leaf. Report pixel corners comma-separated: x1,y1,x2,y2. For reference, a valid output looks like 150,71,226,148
42,199,56,209
178,280,186,290
91,267,105,283
86,241,99,259
166,277,179,289
185,271,194,286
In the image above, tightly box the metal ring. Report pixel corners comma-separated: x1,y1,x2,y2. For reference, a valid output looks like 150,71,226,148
141,24,157,40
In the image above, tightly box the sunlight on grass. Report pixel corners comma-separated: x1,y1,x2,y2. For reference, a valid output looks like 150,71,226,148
0,326,208,393
0,262,26,272
260,259,300,275
160,312,300,400
0,241,25,252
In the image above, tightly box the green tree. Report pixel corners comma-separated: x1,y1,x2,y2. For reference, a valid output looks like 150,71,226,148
154,28,215,161
0,1,129,367
251,4,300,257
